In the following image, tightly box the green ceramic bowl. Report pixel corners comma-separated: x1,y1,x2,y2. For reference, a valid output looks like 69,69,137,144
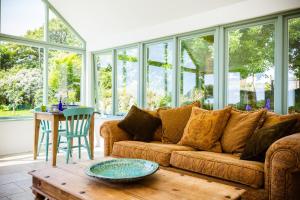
85,158,159,182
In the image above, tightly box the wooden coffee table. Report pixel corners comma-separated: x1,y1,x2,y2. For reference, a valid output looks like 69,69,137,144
29,160,245,200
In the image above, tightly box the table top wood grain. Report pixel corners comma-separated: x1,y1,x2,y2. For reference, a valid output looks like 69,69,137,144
29,158,245,200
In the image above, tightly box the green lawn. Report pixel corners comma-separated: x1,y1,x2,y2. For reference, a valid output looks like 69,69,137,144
0,109,33,117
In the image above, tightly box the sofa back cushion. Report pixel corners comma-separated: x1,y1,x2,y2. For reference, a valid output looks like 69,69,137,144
158,102,200,144
221,109,267,153
178,107,232,152
152,126,163,141
262,112,300,128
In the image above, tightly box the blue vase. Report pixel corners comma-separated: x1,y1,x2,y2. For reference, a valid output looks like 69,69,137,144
58,99,63,111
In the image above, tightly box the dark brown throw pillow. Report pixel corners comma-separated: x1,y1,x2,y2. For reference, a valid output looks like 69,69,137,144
291,120,300,134
118,105,161,142
240,119,298,162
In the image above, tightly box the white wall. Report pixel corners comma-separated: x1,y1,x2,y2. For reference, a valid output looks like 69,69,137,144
48,0,300,51
0,117,107,156
0,120,34,156
86,0,300,50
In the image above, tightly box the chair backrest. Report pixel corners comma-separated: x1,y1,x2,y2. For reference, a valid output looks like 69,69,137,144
63,107,94,137
34,107,50,131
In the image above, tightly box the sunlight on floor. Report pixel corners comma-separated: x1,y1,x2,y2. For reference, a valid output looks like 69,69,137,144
0,147,104,200
0,147,104,167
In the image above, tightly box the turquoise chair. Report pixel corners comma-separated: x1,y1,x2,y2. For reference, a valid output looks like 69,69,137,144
34,107,65,161
58,107,94,163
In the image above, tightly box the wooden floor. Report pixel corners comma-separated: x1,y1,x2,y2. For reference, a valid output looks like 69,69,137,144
0,148,104,200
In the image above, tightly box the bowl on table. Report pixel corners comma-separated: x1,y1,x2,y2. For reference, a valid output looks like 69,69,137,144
85,158,159,183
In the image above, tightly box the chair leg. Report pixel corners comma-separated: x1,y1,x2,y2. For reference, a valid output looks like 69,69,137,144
45,132,50,162
78,137,81,159
69,138,73,158
57,135,61,153
84,137,91,160
66,138,72,164
37,131,45,156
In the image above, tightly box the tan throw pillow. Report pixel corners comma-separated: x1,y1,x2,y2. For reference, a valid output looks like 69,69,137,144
179,107,232,152
221,109,267,153
159,102,200,144
262,112,300,128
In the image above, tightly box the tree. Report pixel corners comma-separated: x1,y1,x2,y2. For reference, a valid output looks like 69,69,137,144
98,64,112,113
48,52,81,104
289,18,300,80
0,43,42,71
0,68,42,112
25,17,82,47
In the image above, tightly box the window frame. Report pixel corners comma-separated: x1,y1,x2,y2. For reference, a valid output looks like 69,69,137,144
224,19,277,112
144,39,174,109
284,14,300,114
93,50,114,115
92,9,300,116
178,31,217,109
0,0,86,120
115,45,139,115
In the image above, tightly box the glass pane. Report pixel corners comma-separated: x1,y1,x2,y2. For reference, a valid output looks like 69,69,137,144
227,24,275,111
146,41,173,109
179,35,214,109
0,41,43,117
95,53,113,115
288,17,300,113
116,47,138,114
48,9,83,48
1,0,45,40
48,50,82,105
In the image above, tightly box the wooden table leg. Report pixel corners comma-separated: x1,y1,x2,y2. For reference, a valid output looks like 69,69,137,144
33,191,45,200
89,114,95,159
34,114,40,160
51,115,59,166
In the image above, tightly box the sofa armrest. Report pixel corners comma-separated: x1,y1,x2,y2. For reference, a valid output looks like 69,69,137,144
265,133,300,200
99,120,132,156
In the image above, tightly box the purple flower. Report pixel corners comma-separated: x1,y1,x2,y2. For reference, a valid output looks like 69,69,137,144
265,98,271,110
245,104,252,111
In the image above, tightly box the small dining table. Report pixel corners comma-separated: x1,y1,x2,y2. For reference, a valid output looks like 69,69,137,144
33,111,95,166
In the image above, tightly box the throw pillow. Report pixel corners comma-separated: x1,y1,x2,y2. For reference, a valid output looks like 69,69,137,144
179,107,232,152
144,108,167,141
158,101,200,144
118,105,161,141
262,112,300,128
240,119,298,162
221,108,267,153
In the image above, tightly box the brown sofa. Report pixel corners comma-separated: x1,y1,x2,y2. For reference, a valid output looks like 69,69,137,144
100,120,300,200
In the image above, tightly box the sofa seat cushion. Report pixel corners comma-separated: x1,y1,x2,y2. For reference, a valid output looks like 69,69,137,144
170,151,264,188
112,141,195,167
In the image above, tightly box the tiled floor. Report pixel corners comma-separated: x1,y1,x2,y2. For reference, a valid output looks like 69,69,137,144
0,148,104,200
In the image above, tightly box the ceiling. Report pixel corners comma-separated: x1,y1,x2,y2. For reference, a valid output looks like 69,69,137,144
49,0,300,51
